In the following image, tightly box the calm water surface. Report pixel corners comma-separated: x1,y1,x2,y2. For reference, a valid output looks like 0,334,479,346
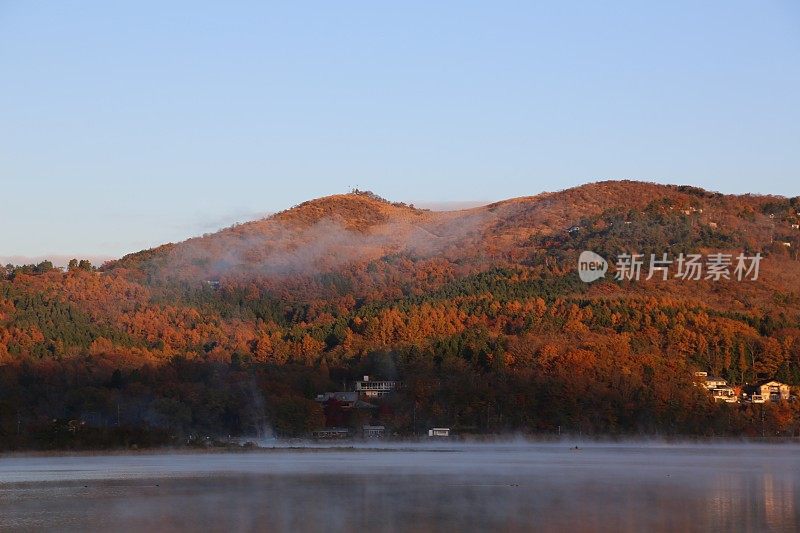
1,442,799,532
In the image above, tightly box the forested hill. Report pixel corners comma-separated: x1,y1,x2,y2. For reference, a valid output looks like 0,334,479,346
2,180,800,448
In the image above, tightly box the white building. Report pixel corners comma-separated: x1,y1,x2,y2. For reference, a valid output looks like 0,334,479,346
695,373,739,403
704,376,728,390
312,428,350,440
744,380,791,403
362,425,386,439
710,386,738,403
428,428,450,438
355,376,399,398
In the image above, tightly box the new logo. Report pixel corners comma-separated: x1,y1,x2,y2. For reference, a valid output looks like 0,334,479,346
578,250,608,283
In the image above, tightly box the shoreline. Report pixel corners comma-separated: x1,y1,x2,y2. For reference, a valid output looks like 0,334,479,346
4,435,800,459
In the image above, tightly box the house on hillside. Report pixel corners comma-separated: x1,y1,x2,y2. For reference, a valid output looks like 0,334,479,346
428,428,450,438
710,386,738,403
355,376,400,398
315,391,377,428
694,373,738,403
743,380,791,403
362,425,386,439
704,376,729,390
312,428,351,440
315,391,359,408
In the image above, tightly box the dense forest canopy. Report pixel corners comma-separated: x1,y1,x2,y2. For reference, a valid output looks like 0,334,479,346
2,181,800,449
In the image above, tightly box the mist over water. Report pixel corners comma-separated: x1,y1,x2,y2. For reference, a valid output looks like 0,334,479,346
2,442,799,532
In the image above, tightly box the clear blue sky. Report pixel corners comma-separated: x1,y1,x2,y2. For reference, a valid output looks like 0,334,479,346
1,1,799,261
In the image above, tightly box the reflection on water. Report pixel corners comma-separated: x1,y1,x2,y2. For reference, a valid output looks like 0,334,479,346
1,443,799,532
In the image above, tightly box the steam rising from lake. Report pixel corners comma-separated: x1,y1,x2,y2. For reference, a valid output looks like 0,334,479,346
2,442,798,532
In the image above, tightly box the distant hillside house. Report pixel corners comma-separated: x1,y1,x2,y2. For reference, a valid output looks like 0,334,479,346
315,391,359,408
316,391,376,428
699,375,738,403
355,376,399,398
428,428,450,438
710,386,738,403
743,380,790,403
312,428,350,440
703,376,728,390
362,425,386,439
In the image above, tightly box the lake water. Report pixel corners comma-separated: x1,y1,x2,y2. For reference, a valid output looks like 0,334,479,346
1,442,799,532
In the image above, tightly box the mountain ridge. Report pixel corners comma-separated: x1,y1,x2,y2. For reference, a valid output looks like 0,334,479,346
106,180,798,282
2,179,800,446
